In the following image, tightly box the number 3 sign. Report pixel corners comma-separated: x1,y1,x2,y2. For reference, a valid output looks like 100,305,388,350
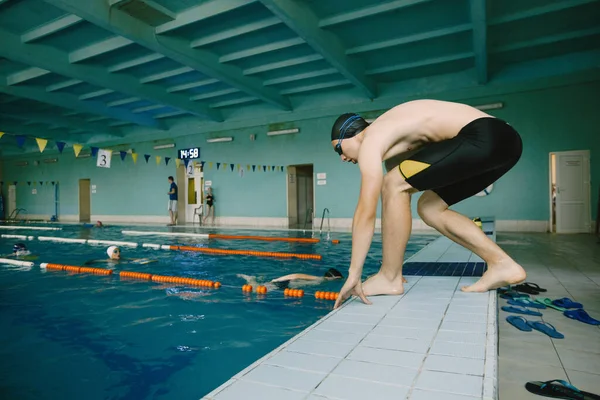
97,149,112,168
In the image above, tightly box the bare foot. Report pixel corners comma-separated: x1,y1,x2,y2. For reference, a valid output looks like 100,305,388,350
461,259,526,292
362,272,405,296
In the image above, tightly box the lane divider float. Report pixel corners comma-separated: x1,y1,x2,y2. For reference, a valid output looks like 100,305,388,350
1,234,34,240
170,245,322,260
0,258,35,267
122,230,339,244
0,226,61,231
123,230,209,239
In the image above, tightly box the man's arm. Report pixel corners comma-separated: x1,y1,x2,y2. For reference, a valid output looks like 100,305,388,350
348,143,384,278
272,273,321,282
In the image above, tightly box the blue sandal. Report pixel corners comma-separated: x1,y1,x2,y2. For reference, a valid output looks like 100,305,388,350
502,305,543,316
526,379,600,399
564,309,600,326
508,298,547,309
552,298,584,309
506,315,532,332
527,321,564,339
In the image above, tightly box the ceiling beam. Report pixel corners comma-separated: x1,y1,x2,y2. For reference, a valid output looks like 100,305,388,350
0,106,124,137
69,36,133,63
21,14,83,43
155,0,255,34
0,120,83,143
366,52,473,75
488,0,596,25
470,0,488,84
6,67,50,85
319,0,431,27
491,26,600,53
258,0,377,98
0,83,151,131
45,0,292,111
0,27,221,123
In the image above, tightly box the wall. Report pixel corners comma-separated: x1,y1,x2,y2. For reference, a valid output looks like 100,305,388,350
2,80,599,229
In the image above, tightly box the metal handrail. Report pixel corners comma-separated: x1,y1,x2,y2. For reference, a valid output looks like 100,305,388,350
319,208,331,240
9,208,26,221
303,206,313,230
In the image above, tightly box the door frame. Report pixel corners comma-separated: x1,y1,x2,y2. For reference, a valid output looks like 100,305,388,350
548,150,592,234
78,178,91,222
286,164,315,229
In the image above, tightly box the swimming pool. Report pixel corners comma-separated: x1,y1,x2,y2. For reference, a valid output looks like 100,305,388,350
0,225,436,400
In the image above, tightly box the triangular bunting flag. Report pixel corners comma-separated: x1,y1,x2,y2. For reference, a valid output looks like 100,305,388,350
271,165,275,171
230,163,234,171
252,165,256,172
33,182,37,186
132,153,138,164
14,181,18,185
16,135,26,148
40,181,44,186
262,165,266,172
208,162,213,169
155,156,161,165
144,154,151,163
165,157,171,166
200,161,205,169
120,151,127,161
183,159,190,168
216,162,221,170
51,182,55,186
223,163,228,170
91,147,99,157
27,181,31,186
0,132,4,140
237,164,241,171
35,138,48,153
280,166,284,172
175,159,181,168
73,144,83,157
56,142,66,153
246,164,250,171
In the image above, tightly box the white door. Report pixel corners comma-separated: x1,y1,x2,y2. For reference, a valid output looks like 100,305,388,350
8,184,16,219
555,150,591,233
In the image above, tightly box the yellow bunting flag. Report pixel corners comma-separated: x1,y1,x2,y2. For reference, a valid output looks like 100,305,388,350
208,162,213,169
131,153,138,164
175,159,181,168
73,144,83,157
237,164,241,171
246,164,250,171
35,138,48,153
223,163,228,170
155,156,161,165
0,132,4,139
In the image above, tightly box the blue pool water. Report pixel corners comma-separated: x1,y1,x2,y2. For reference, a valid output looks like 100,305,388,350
0,225,435,400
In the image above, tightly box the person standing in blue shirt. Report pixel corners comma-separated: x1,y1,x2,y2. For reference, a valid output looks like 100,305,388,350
167,176,178,226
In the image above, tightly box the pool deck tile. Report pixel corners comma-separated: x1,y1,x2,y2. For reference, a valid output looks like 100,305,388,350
204,219,497,400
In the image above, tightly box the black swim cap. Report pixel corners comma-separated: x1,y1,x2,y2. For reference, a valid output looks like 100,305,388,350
331,113,370,142
324,268,343,279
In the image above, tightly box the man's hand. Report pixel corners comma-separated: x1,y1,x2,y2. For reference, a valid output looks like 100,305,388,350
334,274,372,309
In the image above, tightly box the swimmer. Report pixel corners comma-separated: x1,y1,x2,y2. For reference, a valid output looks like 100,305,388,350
330,100,526,309
3,243,31,258
85,246,155,265
237,268,344,291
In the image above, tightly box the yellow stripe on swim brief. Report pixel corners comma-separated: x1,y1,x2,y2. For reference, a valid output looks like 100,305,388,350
399,160,430,179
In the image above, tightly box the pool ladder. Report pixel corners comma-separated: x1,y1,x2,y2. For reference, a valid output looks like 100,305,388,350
317,208,331,240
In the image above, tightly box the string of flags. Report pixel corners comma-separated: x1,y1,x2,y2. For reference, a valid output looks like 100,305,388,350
1,132,285,173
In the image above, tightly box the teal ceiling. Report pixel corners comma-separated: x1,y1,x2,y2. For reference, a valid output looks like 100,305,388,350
0,0,598,152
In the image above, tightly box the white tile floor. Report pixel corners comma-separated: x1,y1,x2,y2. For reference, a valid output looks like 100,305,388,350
203,222,497,400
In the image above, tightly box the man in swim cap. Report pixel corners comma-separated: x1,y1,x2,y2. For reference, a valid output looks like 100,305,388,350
107,245,120,260
330,100,526,309
237,268,344,291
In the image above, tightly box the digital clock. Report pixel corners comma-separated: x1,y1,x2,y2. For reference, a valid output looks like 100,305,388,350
178,147,201,160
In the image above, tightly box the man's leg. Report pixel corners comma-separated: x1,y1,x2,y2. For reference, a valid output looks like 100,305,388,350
169,209,174,225
417,190,526,291
362,170,416,296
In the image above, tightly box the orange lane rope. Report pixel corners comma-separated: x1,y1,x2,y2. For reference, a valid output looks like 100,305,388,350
171,245,322,260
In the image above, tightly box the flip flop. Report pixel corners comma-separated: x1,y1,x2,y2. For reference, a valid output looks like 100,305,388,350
508,298,547,309
502,306,543,316
525,379,600,399
535,298,567,312
500,290,531,300
527,321,564,339
552,298,584,309
564,309,600,326
506,315,532,332
518,282,548,293
513,283,541,295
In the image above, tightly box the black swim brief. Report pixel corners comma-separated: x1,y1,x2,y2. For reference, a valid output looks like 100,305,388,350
272,280,290,290
398,117,522,206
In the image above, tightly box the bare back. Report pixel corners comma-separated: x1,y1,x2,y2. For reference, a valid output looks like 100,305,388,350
364,100,493,163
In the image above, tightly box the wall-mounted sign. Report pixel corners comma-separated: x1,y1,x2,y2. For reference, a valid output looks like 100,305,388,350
178,147,201,160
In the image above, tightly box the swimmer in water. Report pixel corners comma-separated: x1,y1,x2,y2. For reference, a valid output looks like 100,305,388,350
237,268,344,291
85,246,155,265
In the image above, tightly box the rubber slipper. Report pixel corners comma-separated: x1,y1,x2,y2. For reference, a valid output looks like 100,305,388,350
564,309,600,326
527,321,565,339
535,298,567,312
506,315,532,332
552,298,584,309
513,283,541,294
500,291,531,300
525,379,600,399
502,306,543,316
520,282,548,293
508,298,547,309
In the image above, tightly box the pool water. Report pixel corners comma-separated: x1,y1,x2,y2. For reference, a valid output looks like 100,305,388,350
0,225,435,400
